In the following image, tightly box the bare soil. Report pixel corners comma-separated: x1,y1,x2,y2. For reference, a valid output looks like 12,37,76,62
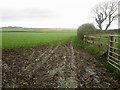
2,43,120,88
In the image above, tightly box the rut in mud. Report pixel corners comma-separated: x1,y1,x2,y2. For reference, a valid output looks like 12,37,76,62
2,43,120,88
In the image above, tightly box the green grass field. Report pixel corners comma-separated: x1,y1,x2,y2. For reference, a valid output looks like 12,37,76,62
2,31,76,49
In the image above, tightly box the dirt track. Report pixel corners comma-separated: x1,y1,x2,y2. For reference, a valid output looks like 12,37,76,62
2,43,120,88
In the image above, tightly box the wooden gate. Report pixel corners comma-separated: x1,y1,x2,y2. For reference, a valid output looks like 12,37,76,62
108,35,120,70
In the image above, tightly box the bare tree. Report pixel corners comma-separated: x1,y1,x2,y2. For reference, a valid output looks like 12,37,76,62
93,1,118,30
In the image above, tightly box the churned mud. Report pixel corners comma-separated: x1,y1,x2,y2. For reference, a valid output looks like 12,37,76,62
2,43,120,88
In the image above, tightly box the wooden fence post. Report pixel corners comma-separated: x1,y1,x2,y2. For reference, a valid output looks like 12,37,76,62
109,35,116,56
92,37,94,44
83,35,86,43
99,36,101,50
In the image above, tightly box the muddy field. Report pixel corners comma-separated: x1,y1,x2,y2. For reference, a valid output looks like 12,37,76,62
2,43,120,88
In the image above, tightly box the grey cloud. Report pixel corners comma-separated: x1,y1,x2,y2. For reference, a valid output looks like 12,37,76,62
1,8,54,22
1,10,21,21
23,8,53,18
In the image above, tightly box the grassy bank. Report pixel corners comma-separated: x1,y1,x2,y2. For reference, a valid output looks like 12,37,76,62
72,36,120,78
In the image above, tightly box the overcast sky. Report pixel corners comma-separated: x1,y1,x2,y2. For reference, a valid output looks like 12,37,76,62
0,0,119,28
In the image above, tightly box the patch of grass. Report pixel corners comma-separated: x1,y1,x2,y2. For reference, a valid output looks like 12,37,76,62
102,57,120,78
2,31,76,49
72,36,101,57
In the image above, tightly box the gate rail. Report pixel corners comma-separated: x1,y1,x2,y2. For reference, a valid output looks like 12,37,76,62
108,35,120,70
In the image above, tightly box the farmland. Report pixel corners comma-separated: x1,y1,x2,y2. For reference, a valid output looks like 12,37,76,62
2,41,120,88
2,28,120,88
2,31,76,49
2,27,119,49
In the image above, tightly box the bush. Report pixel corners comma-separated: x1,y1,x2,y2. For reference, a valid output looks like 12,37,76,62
77,23,96,40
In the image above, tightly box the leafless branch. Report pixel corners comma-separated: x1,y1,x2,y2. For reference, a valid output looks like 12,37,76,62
93,1,118,30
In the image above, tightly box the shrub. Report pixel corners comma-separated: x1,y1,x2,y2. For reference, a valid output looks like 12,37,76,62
77,23,96,40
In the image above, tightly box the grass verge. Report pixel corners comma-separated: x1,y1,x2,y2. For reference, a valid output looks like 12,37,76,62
72,36,120,78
